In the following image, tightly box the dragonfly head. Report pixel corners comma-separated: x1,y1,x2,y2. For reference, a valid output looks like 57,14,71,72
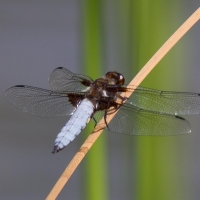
104,71,125,86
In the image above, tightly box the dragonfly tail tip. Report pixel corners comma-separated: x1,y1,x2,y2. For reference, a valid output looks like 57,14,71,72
52,146,63,154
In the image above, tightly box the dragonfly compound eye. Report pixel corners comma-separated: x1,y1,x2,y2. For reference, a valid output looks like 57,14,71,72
105,72,125,85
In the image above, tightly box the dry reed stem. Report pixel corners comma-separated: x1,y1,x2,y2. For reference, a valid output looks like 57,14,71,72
46,7,200,200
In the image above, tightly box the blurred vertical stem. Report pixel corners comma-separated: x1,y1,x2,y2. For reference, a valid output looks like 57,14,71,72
130,1,184,200
81,1,109,200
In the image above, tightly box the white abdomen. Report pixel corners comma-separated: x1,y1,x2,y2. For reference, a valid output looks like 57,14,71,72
52,98,94,153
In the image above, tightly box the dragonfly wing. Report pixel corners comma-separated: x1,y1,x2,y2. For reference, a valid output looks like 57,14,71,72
49,67,93,92
4,85,82,117
94,103,191,136
126,86,200,115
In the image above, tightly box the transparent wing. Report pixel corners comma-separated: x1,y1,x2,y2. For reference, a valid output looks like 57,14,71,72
125,86,200,115
4,85,83,117
49,67,93,92
94,103,191,136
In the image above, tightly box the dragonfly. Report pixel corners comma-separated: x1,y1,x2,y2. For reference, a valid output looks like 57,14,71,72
4,67,200,153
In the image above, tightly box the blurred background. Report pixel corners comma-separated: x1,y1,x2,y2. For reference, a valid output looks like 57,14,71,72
0,1,200,199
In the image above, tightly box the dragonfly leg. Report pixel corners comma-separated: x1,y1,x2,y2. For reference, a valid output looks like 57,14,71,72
90,112,98,128
116,93,128,102
104,110,110,131
93,117,98,128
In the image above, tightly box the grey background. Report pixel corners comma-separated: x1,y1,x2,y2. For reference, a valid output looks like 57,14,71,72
0,1,200,200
